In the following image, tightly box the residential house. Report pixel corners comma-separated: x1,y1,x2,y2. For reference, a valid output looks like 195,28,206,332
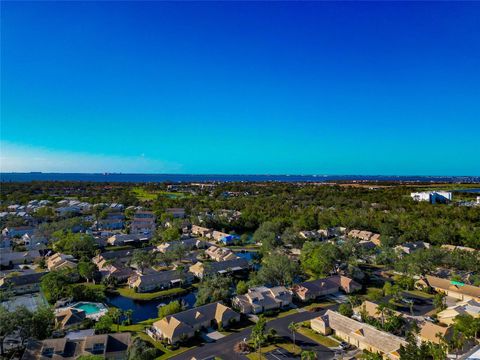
441,245,477,253
204,246,238,262
0,249,41,267
416,275,480,302
232,286,292,314
56,206,82,217
0,272,46,294
347,230,382,246
437,299,480,325
292,275,361,301
418,322,453,345
410,191,452,204
55,308,86,329
395,241,430,255
128,269,193,293
354,301,403,320
95,213,125,231
165,208,186,219
150,302,240,344
47,253,77,271
22,333,131,360
107,233,150,246
130,211,156,235
20,233,48,250
189,258,249,279
2,226,35,238
311,310,407,360
211,231,240,245
191,225,212,238
156,238,206,253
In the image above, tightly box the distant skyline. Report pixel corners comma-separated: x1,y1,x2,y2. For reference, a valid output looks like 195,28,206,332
1,1,479,175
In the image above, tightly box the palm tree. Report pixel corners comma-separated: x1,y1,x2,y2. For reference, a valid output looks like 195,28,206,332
124,309,133,325
288,322,299,351
301,350,317,360
376,303,387,328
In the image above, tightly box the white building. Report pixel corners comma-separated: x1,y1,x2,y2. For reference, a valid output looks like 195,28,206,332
410,191,452,204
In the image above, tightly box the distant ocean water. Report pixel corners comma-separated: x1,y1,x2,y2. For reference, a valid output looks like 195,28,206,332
1,173,479,183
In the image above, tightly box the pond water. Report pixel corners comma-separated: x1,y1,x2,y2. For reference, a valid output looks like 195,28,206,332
107,291,197,323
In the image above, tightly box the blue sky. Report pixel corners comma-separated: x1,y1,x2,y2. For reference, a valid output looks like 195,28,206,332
2,1,479,175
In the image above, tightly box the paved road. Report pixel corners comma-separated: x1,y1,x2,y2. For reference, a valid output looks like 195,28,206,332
171,309,335,360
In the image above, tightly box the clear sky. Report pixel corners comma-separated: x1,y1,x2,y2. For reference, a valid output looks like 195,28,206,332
1,1,479,175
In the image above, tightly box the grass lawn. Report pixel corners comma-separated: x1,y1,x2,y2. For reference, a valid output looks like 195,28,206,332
105,245,134,251
404,290,435,299
302,301,336,311
276,308,298,318
246,345,277,360
296,326,339,348
132,187,159,201
132,187,189,202
277,343,302,355
116,286,188,301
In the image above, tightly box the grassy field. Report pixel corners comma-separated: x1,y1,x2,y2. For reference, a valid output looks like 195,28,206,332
296,326,339,347
105,245,134,251
404,290,435,299
116,286,188,301
246,345,277,360
302,301,336,311
132,187,189,201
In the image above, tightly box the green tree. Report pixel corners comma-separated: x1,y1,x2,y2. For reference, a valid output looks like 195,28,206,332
108,308,122,332
52,231,97,258
40,270,72,303
288,322,299,351
131,249,156,274
0,307,15,356
31,306,55,340
195,275,231,306
95,315,113,334
158,300,182,319
78,260,97,283
433,292,446,311
250,315,267,356
255,252,299,286
236,280,249,295
127,337,160,360
338,303,354,318
300,242,340,277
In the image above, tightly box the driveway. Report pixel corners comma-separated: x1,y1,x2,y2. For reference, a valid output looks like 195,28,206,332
170,308,336,360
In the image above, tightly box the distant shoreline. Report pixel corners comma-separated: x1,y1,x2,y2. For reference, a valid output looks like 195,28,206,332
1,172,479,184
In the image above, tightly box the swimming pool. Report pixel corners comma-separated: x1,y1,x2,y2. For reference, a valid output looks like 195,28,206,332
70,302,108,320
73,302,102,315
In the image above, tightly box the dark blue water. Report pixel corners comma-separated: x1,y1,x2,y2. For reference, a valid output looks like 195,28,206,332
2,173,479,183
107,291,197,323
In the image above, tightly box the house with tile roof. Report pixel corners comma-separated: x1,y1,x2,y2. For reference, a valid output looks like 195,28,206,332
150,302,240,344
188,258,249,279
437,299,480,325
0,271,46,295
46,253,77,271
311,310,407,360
55,308,86,330
204,245,238,262
22,333,131,359
232,286,292,314
128,269,193,293
416,275,480,302
418,322,453,345
292,275,361,301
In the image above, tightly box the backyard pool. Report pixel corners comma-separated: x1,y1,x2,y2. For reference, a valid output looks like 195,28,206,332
107,291,197,323
71,302,108,319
